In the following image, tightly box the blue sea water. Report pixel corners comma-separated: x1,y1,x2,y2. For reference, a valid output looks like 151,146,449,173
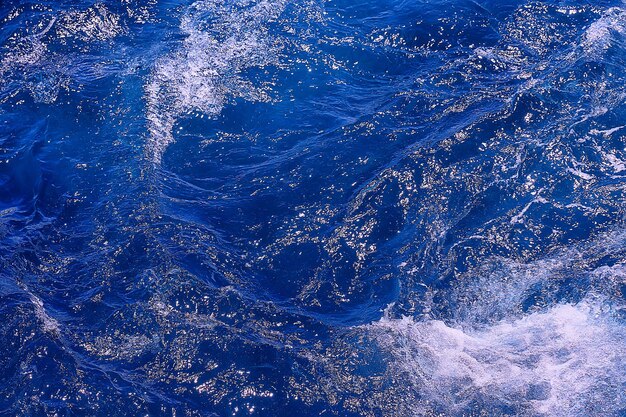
1,0,626,415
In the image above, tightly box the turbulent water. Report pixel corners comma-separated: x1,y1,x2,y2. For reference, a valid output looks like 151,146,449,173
1,0,626,416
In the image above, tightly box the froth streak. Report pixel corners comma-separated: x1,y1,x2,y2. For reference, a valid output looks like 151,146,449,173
144,0,288,163
370,302,626,416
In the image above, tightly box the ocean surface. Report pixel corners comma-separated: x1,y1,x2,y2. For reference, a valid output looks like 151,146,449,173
1,0,626,416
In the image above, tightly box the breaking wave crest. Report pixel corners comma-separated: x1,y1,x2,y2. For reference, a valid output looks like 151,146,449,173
364,226,626,417
370,300,626,417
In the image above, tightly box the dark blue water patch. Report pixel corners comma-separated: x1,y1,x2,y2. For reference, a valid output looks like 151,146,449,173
2,0,626,416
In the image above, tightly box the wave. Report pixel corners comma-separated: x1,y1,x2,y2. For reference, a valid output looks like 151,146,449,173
0,3,127,104
360,226,626,416
582,7,626,57
370,299,626,417
144,0,291,163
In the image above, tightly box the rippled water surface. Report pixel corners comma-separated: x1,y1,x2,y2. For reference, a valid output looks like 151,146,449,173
1,0,626,416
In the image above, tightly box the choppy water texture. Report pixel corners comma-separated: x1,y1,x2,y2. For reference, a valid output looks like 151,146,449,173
1,0,626,416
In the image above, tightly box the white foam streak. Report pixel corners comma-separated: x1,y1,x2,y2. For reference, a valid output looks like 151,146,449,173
371,302,626,416
29,293,61,336
0,4,124,104
145,0,288,162
582,7,626,56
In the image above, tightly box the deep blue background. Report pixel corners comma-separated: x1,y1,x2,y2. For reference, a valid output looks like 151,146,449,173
1,0,625,416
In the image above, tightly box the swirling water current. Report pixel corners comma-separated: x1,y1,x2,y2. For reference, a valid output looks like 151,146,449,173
1,0,626,416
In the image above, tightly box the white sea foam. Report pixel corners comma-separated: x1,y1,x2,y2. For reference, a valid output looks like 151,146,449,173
604,152,626,173
371,301,626,416
29,293,61,335
55,4,125,42
366,228,626,416
0,4,125,104
145,0,289,162
582,7,626,56
589,125,626,137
